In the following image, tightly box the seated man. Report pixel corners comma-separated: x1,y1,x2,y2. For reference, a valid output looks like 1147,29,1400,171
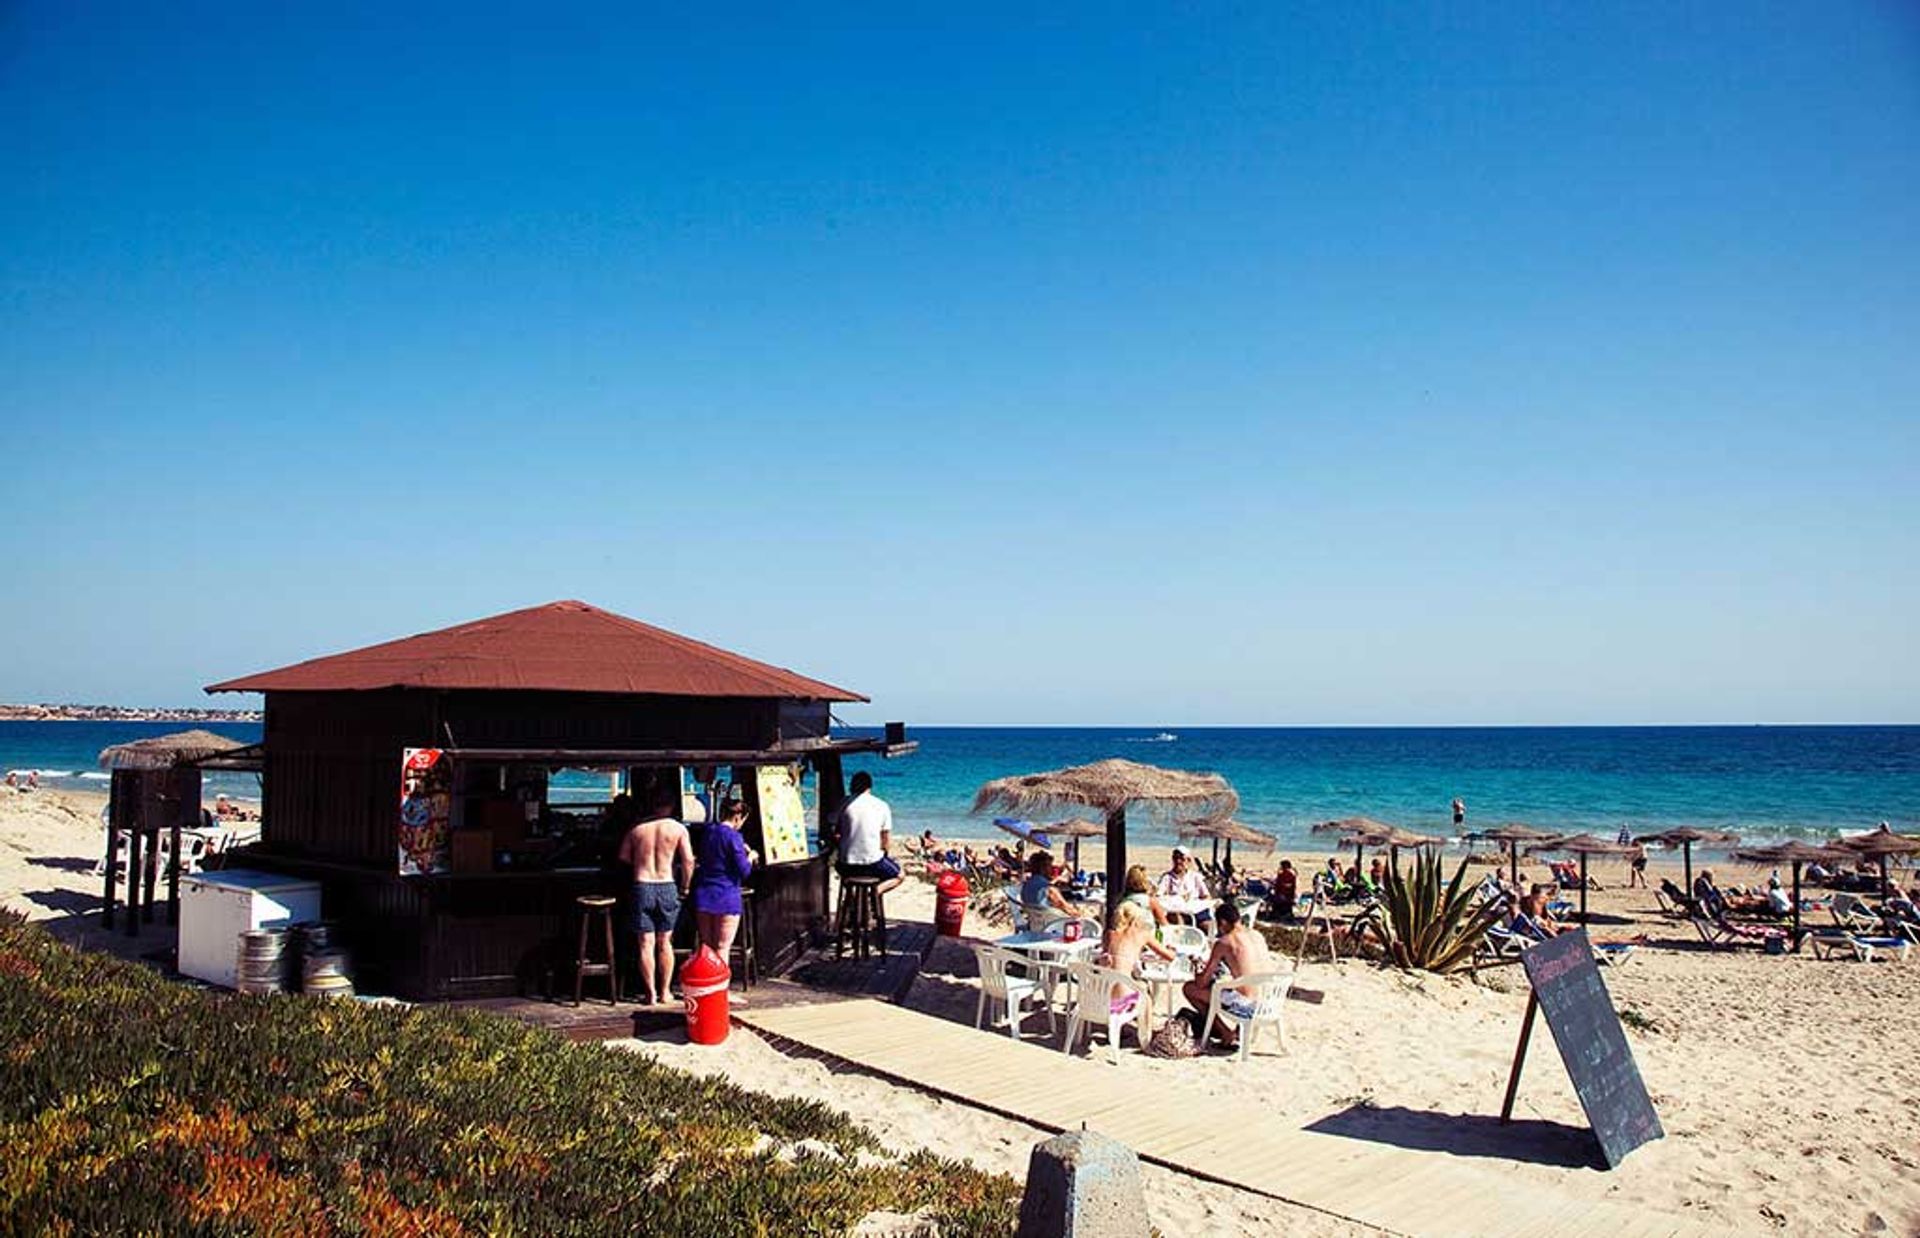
1692,870,1730,919
1515,884,1562,938
835,771,904,897
1155,847,1211,921
1764,877,1793,917
1268,859,1298,920
1180,901,1271,1046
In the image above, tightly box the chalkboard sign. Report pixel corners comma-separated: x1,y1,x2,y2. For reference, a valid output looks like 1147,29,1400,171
1516,929,1663,1168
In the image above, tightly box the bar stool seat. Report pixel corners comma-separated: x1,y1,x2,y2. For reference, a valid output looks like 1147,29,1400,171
573,895,619,1005
835,877,888,960
732,889,758,988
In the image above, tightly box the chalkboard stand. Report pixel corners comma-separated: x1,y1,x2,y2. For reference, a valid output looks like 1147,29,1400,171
1498,992,1540,1123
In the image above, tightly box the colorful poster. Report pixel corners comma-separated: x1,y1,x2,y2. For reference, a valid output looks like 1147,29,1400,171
756,764,811,865
398,747,453,876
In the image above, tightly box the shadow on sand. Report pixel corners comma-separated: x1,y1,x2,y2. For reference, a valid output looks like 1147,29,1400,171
1304,1103,1604,1170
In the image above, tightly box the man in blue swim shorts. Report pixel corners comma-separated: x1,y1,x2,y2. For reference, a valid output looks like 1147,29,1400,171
617,789,694,1005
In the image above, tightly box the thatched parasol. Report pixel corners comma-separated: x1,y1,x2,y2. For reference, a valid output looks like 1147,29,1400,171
1635,826,1739,896
1528,833,1631,923
1312,817,1400,870
1731,840,1853,949
1376,827,1444,866
1177,816,1275,872
1834,825,1920,898
1477,823,1555,886
1043,817,1108,873
974,759,1236,918
98,729,247,771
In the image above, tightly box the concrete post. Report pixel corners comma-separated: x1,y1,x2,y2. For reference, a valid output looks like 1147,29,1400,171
1015,1129,1150,1238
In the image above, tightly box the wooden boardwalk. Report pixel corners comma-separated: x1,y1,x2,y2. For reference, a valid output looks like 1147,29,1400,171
735,997,1705,1238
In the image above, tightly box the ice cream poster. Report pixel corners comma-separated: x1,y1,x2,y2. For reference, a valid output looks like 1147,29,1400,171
398,747,452,876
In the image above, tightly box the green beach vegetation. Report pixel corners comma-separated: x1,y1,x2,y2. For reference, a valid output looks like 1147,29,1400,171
0,915,1019,1235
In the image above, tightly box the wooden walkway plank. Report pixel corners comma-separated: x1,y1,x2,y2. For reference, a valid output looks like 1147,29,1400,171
736,996,1708,1238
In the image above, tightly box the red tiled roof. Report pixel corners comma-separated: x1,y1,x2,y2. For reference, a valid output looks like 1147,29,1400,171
205,600,867,701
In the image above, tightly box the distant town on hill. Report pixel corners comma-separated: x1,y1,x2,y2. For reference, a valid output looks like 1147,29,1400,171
0,703,263,723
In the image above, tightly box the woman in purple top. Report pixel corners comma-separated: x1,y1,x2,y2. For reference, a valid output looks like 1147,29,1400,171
692,798,757,956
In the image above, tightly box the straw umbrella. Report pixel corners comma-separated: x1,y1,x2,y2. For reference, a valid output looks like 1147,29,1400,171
1528,833,1631,923
1177,817,1275,875
1373,827,1444,871
1835,825,1920,899
1635,827,1739,897
1312,817,1398,871
1044,817,1109,875
1731,840,1852,950
98,730,249,932
98,729,247,770
973,759,1237,919
1476,823,1553,887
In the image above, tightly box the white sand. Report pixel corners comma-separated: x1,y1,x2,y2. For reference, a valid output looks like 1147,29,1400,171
7,789,1916,1235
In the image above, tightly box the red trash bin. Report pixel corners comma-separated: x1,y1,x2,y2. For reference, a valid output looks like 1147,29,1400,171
682,945,731,1045
936,870,970,938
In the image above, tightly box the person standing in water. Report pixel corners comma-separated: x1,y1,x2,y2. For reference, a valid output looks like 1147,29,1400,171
1451,798,1466,828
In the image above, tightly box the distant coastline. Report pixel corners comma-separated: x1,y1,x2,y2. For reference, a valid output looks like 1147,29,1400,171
0,703,262,723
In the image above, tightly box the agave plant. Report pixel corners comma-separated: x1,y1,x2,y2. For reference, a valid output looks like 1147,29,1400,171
1373,849,1506,974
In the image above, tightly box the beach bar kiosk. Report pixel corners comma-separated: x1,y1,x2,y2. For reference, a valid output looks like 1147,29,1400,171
206,600,912,1000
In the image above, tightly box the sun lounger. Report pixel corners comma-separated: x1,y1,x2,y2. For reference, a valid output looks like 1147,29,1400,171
1691,911,1784,951
1829,894,1882,932
1592,942,1636,966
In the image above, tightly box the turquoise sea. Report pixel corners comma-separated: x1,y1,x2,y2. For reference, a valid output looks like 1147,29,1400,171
6,721,1914,853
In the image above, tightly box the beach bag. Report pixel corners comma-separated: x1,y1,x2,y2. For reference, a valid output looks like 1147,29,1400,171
1146,1013,1199,1059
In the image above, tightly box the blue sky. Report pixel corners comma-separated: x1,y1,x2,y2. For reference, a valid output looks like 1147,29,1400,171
2,3,1916,724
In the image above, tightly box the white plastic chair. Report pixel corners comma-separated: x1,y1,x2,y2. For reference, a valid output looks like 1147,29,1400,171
1160,923,1209,960
973,944,1055,1040
1062,962,1151,1064
999,886,1030,931
1234,896,1263,931
1202,969,1295,1063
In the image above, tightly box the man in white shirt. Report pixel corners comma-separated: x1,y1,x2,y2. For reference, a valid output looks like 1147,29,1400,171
1156,846,1211,923
836,771,903,895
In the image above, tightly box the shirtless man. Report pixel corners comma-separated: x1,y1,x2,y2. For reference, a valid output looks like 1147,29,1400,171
618,789,694,1005
1181,901,1273,1046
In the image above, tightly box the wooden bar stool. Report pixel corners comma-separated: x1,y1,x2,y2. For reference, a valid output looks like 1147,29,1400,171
732,890,758,987
573,895,619,1005
834,877,888,960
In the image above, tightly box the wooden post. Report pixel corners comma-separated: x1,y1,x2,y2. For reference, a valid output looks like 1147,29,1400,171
1579,853,1590,924
1104,807,1127,925
124,793,142,937
102,770,125,928
1500,992,1540,1123
815,754,846,927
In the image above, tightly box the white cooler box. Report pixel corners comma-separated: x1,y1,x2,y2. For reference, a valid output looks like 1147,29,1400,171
179,869,323,989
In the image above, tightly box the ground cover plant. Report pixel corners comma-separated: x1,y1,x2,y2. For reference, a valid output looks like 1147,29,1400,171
0,919,1019,1235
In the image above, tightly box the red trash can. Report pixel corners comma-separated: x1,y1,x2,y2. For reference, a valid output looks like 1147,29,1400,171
936,870,970,938
682,945,731,1045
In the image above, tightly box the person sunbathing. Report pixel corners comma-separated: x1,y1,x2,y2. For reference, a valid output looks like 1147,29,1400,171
1516,884,1562,937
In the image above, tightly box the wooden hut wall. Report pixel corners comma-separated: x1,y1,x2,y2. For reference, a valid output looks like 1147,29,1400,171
436,691,783,752
262,691,436,866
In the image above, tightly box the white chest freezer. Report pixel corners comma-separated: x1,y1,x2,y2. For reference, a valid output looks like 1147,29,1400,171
179,869,323,989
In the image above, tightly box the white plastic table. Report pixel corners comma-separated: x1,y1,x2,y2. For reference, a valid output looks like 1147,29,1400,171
1158,895,1214,922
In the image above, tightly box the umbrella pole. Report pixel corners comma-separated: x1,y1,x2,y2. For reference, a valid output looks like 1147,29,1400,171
1791,861,1803,952
1682,843,1693,899
1508,841,1518,888
1580,854,1589,924
1104,808,1126,925
1881,855,1891,900
1211,837,1221,869
1224,837,1234,881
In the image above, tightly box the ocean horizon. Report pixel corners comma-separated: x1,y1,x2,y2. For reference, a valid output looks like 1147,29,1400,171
6,720,1914,853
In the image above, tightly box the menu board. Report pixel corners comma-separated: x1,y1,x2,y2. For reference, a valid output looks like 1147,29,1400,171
397,747,452,876
756,765,811,865
1519,929,1664,1168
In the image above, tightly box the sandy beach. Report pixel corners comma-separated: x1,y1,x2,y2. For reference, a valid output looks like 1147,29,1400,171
6,787,1915,1236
